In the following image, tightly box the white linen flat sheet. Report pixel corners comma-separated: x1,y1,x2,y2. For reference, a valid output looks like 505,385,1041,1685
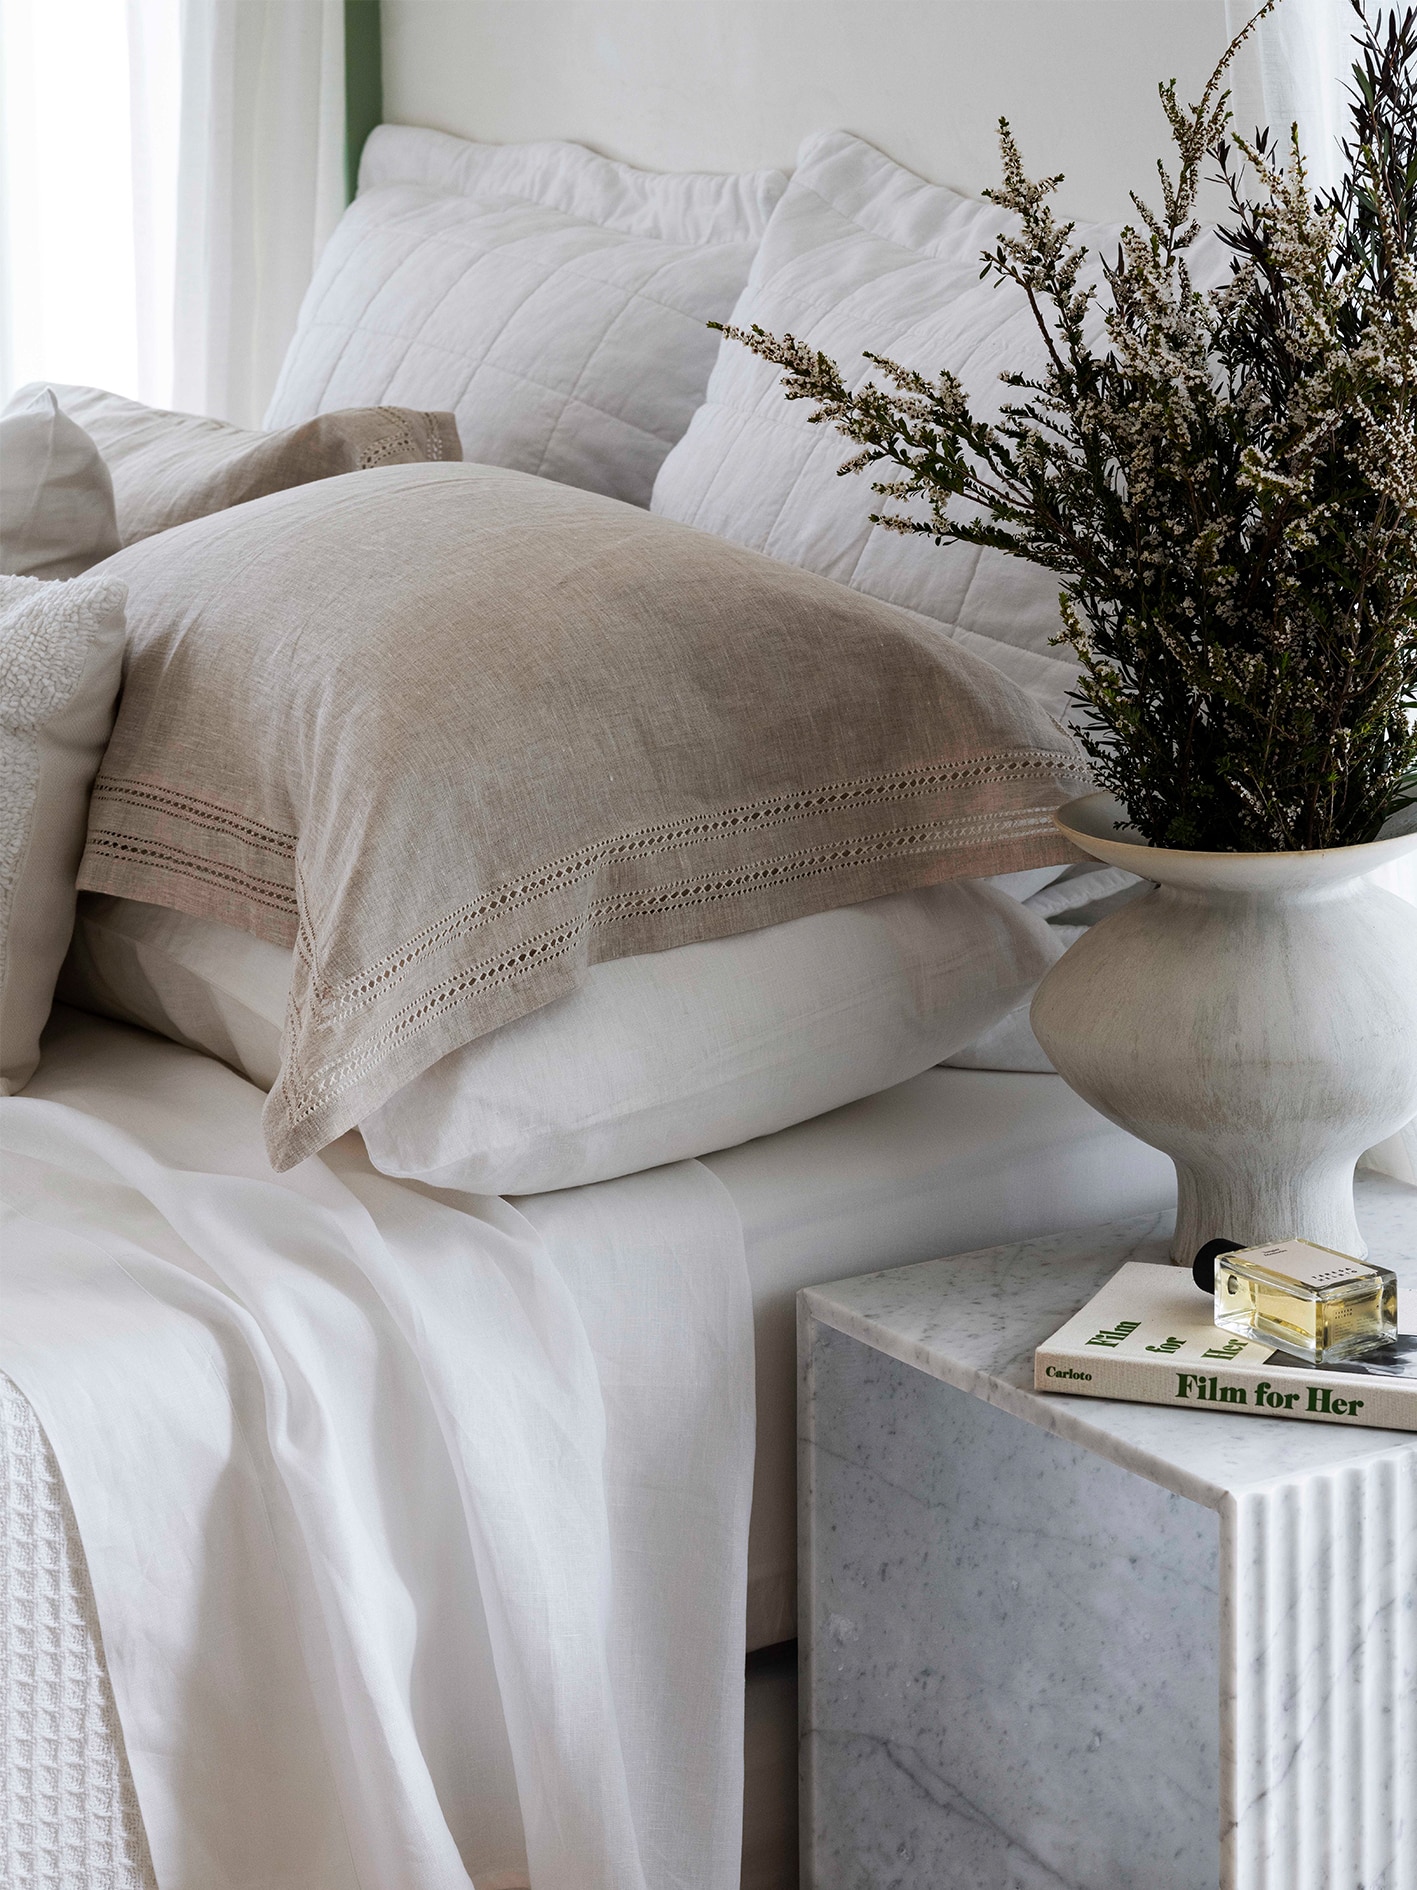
0,1008,755,1890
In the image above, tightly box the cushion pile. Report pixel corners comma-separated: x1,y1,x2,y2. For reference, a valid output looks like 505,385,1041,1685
76,460,1088,1166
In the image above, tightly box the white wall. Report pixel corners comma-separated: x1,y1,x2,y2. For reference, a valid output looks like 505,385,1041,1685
382,1,1257,222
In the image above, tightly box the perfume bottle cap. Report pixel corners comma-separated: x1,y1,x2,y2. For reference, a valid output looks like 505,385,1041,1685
1193,1238,1241,1295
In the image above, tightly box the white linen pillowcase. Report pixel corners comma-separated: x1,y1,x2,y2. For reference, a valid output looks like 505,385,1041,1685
1,574,127,1091
265,126,787,509
61,879,1062,1193
652,130,1226,718
650,129,1085,706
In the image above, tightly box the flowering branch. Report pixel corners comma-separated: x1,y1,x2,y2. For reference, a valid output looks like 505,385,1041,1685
715,0,1417,851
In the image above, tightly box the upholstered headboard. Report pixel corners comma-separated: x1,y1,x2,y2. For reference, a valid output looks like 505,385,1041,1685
381,1,1261,223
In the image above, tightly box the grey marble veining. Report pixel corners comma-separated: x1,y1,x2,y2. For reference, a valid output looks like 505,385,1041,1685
800,1172,1417,1890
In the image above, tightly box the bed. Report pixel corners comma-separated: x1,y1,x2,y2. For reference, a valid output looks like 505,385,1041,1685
4,59,1410,1890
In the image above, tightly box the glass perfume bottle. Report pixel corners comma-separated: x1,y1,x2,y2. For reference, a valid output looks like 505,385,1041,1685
1192,1237,1398,1365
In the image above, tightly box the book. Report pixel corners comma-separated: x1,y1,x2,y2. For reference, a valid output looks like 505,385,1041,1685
1034,1263,1417,1433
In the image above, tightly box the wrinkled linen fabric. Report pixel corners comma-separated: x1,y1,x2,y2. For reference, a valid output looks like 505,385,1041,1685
0,1009,754,1890
75,460,1089,1170
6,383,460,547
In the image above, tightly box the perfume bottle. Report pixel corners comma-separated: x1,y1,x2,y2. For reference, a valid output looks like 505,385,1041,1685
1193,1237,1398,1365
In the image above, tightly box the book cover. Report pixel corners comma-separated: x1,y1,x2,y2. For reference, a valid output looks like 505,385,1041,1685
1034,1263,1417,1432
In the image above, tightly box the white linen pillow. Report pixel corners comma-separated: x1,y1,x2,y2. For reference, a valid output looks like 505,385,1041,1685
61,879,1060,1192
265,126,787,508
0,388,120,580
0,574,127,1091
60,894,291,1090
651,129,1124,716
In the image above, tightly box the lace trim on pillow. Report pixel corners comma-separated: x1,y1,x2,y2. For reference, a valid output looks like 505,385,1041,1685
88,780,297,859
277,800,1061,1132
301,747,1080,1020
81,833,298,922
357,409,448,469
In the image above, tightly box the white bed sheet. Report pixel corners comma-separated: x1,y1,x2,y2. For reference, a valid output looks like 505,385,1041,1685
1,1008,754,1890
0,1009,1175,1887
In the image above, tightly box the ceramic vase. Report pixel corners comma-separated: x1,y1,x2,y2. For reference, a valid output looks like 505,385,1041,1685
1030,792,1417,1263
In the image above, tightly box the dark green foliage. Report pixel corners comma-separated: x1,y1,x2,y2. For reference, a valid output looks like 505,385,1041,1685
716,0,1417,851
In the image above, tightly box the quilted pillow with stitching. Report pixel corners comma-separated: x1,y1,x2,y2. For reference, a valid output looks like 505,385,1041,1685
265,126,787,508
650,130,1133,716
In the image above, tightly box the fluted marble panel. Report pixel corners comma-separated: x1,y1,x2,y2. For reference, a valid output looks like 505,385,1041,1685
801,1170,1417,1890
1224,1458,1417,1889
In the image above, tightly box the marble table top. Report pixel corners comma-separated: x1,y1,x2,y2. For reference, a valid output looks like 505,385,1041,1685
801,1170,1417,1511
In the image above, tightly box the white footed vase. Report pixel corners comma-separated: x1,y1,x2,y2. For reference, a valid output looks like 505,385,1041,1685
1030,793,1417,1263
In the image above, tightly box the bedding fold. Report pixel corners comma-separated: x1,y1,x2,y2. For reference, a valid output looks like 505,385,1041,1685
0,1008,754,1890
76,460,1089,1170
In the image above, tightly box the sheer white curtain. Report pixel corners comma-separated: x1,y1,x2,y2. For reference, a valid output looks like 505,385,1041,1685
0,0,345,425
173,0,346,424
1225,0,1352,186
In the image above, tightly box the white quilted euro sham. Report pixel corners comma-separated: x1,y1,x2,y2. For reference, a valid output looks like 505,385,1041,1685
650,129,1120,711
265,125,787,508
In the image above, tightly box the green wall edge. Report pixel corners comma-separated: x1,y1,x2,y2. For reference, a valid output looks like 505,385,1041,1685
345,0,383,202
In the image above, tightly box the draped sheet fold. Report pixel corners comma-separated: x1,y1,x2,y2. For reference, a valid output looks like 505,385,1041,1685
0,1010,754,1890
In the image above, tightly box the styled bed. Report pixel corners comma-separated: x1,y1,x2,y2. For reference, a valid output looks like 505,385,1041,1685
8,105,1405,1890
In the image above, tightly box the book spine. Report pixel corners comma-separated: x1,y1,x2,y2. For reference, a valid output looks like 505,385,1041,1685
1034,1351,1415,1432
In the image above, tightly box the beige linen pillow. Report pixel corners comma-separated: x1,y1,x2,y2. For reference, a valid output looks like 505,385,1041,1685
0,571,127,1090
76,460,1089,1169
4,383,461,546
0,388,120,579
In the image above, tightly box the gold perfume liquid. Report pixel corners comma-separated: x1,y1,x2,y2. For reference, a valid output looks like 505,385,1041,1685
1211,1239,1397,1365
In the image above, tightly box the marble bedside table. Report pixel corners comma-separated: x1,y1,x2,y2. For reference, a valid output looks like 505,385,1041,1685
799,1170,1416,1890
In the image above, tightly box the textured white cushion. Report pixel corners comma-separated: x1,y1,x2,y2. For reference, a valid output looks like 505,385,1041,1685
0,388,120,581
0,574,127,1091
651,129,1115,714
62,879,1060,1193
265,126,787,508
